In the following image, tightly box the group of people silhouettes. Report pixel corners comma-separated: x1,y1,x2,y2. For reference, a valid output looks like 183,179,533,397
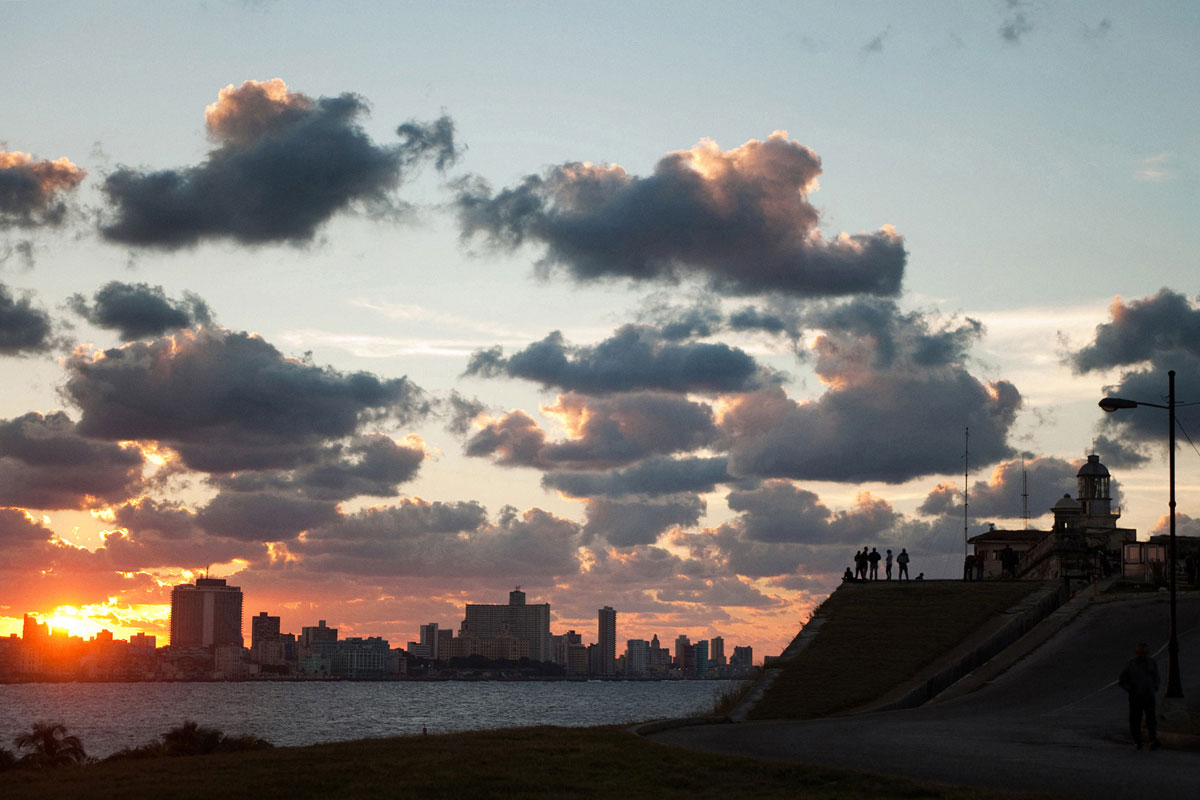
844,546,911,582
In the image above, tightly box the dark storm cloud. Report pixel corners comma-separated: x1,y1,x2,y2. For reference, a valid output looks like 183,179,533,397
293,500,580,578
1070,290,1200,446
1091,435,1149,470
196,490,341,541
0,412,143,509
69,281,212,340
63,327,428,472
444,390,488,435
465,324,766,395
727,482,898,545
0,149,87,228
1071,290,1200,372
213,433,425,501
721,301,1018,483
542,456,733,499
0,507,54,548
0,282,54,356
465,392,718,470
106,500,262,570
456,131,905,298
583,494,704,548
99,78,461,249
918,456,1078,519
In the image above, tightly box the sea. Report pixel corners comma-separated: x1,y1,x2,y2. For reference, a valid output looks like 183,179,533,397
0,680,735,758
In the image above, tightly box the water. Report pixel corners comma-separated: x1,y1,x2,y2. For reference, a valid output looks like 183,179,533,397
0,680,734,758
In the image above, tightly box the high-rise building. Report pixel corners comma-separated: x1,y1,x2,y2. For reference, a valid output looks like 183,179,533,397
710,636,725,667
731,646,754,668
251,611,280,649
597,606,616,677
462,588,552,662
694,640,709,677
674,634,691,669
169,578,243,648
625,639,650,676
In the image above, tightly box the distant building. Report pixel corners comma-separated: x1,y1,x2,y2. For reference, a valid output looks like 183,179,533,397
597,606,616,677
462,588,552,662
710,636,725,667
694,640,709,677
251,611,280,649
731,646,753,668
674,634,690,669
169,578,243,649
625,639,650,676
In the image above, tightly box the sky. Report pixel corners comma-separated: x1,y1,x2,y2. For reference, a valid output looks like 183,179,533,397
2,1,1200,661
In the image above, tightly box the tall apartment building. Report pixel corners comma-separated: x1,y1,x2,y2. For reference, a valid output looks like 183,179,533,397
625,639,650,676
462,588,552,662
730,646,754,668
710,636,725,667
597,606,616,677
169,578,243,648
694,639,709,677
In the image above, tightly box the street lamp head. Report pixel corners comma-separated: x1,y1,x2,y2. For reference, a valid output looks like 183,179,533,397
1099,397,1139,413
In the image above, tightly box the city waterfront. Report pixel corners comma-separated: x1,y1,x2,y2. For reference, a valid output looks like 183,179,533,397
0,679,736,758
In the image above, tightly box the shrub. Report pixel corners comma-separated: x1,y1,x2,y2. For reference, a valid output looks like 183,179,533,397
13,722,88,768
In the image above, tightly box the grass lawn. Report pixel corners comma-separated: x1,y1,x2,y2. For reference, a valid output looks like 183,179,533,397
751,580,1044,720
2,724,1047,799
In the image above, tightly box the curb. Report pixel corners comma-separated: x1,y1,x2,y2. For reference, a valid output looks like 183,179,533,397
631,715,729,737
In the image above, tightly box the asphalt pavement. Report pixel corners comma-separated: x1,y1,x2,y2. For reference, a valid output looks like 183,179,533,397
650,593,1200,799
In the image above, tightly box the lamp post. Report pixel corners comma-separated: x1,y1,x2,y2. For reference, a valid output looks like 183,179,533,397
1099,369,1183,698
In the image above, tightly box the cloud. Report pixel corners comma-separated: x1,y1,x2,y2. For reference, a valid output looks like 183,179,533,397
1091,434,1149,469
727,482,898,545
99,78,460,249
999,1,1033,44
196,490,341,541
1083,18,1112,40
292,500,581,578
542,456,733,498
465,324,767,395
63,327,428,472
1134,153,1173,183
861,27,891,56
721,301,1019,483
69,281,212,340
456,131,906,298
0,412,144,510
583,494,705,547
918,456,1079,520
1070,289,1200,446
0,282,55,356
0,149,87,228
466,392,718,470
444,390,488,435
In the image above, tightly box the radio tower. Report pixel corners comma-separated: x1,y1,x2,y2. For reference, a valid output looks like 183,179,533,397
963,427,969,556
1021,458,1030,529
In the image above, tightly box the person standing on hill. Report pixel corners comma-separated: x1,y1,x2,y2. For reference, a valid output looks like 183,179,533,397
1118,642,1161,750
885,549,893,580
897,548,910,580
867,547,881,580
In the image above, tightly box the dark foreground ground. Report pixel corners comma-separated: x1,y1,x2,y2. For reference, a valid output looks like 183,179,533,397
3,723,1050,800
653,594,1200,800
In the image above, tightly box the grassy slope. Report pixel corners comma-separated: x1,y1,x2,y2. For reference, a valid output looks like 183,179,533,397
752,581,1043,720
3,725,1043,799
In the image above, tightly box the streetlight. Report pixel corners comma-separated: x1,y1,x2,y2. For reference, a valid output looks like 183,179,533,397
1099,369,1183,698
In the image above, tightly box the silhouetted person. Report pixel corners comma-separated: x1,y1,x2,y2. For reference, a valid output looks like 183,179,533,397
897,548,910,581
854,547,868,580
885,549,893,580
964,553,976,581
975,555,985,581
867,547,881,580
843,567,855,583
1118,642,1160,750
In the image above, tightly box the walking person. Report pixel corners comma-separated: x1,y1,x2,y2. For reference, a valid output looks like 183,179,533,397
897,548,910,581
867,547,881,580
1118,642,1161,750
885,549,893,580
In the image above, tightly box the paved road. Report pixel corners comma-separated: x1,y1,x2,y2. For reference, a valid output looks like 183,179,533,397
652,594,1200,799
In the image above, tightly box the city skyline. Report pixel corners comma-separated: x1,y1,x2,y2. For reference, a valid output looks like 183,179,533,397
3,3,1200,661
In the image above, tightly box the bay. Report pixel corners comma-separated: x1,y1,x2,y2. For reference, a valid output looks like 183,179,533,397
0,680,735,758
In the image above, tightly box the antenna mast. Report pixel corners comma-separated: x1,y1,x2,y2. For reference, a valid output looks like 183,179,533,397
1021,458,1030,529
963,427,969,556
